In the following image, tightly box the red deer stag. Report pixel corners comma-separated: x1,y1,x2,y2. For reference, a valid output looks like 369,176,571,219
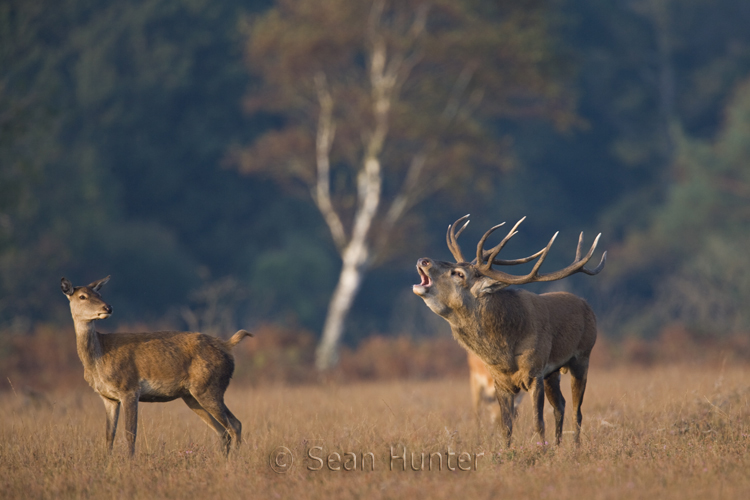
413,215,605,446
61,276,252,456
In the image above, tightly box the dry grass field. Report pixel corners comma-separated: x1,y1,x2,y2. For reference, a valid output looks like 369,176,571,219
1,364,749,499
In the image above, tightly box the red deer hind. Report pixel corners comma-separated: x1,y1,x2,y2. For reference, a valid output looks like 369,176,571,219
413,215,606,446
61,276,252,456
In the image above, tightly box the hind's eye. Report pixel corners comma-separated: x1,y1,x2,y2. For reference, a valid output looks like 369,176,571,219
79,295,86,300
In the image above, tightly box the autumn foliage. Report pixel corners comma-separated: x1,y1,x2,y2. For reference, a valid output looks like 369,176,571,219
2,324,748,395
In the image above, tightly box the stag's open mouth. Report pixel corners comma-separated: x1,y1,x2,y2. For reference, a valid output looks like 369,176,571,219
418,267,431,287
413,266,432,296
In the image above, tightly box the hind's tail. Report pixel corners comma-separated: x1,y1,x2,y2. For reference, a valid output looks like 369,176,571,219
225,329,253,349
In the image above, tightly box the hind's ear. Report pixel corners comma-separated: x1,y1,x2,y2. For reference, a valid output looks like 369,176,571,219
88,276,110,292
61,277,74,296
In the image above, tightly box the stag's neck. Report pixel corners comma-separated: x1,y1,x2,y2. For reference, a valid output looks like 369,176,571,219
448,292,523,369
73,319,104,373
446,297,497,337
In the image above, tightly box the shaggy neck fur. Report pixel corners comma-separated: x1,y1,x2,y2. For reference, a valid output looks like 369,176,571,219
446,289,528,369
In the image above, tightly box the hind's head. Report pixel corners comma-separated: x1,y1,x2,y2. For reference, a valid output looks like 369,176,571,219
61,276,113,322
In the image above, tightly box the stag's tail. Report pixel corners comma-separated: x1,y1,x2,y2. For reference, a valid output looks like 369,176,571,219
225,329,253,349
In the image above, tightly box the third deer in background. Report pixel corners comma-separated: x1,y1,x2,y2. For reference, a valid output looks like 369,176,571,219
468,350,524,424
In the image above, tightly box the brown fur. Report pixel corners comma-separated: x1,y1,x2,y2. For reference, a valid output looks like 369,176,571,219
414,259,597,446
467,351,523,424
61,276,252,456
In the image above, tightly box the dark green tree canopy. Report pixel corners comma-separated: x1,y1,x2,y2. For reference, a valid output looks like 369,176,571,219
2,0,750,344
236,0,575,215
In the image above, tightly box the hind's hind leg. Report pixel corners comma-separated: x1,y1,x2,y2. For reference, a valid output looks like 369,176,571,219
189,392,237,456
183,395,231,453
225,407,242,448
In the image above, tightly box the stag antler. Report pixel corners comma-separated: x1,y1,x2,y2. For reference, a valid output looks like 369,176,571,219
446,215,471,262
474,221,607,285
471,216,549,266
446,215,549,266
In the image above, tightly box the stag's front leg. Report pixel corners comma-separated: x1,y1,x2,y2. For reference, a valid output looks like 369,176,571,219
100,396,120,453
530,375,546,443
494,386,515,448
121,394,139,457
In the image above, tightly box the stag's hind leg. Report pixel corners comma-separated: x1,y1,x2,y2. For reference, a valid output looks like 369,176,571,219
568,355,590,444
543,370,565,444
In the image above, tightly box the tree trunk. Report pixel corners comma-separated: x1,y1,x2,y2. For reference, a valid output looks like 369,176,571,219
313,10,414,369
315,153,381,371
314,243,370,371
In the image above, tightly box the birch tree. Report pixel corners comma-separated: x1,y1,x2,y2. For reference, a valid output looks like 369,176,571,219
235,0,573,370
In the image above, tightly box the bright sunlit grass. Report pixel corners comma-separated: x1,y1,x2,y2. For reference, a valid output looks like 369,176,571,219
1,365,749,499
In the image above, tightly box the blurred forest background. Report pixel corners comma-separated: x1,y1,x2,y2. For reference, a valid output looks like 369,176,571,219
2,0,750,379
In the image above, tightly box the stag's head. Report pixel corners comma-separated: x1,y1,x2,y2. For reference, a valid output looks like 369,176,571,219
413,215,607,318
61,276,113,322
414,258,502,317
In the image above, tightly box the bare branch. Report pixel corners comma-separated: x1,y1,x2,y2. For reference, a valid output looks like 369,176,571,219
443,62,479,123
375,60,478,243
382,152,426,227
371,148,430,263
367,0,386,38
391,4,428,89
408,3,429,40
312,72,347,252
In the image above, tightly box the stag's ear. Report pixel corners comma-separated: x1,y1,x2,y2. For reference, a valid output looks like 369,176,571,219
61,277,74,296
88,275,110,292
471,276,508,297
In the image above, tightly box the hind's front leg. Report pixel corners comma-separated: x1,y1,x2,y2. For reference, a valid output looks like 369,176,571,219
101,396,120,453
120,393,139,457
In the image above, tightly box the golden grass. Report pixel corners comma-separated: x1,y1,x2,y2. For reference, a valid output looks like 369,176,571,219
1,364,749,499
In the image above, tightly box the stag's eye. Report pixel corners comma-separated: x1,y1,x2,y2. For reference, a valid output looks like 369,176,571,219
451,270,465,279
